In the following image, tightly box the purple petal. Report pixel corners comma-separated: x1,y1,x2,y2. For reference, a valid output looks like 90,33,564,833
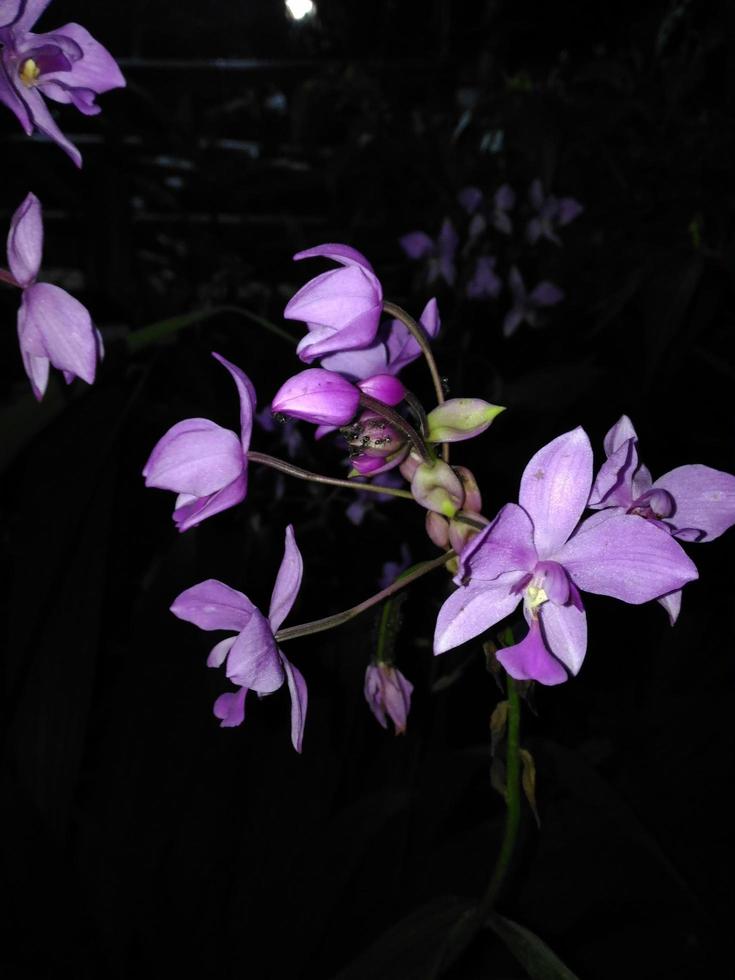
143,418,244,496
18,282,97,383
7,192,42,286
0,1,25,28
172,473,247,532
319,339,389,381
357,374,405,406
557,513,698,603
603,415,638,456
557,198,584,226
384,297,441,375
171,579,256,632
632,464,653,498
13,0,52,32
494,184,516,211
589,437,637,509
293,242,375,273
496,619,568,685
434,571,524,655
539,597,587,675
657,589,682,625
502,308,524,338
458,186,483,214
272,368,360,425
211,352,256,457
213,687,248,728
17,83,82,166
400,231,434,260
206,635,237,669
282,654,308,752
458,503,537,583
269,525,303,634
653,465,735,542
507,266,526,303
530,281,564,307
226,610,284,693
39,23,125,94
519,427,593,559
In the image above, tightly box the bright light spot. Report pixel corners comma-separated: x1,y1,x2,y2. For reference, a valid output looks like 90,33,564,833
286,0,315,20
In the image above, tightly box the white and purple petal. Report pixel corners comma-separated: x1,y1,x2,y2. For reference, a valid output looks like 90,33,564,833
171,579,257,633
434,570,525,655
654,464,735,542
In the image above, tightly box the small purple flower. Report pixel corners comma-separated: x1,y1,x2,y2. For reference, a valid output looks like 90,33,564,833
492,184,515,235
171,525,308,751
321,297,441,381
364,662,413,734
502,266,564,337
3,191,100,399
590,415,735,622
143,353,255,532
466,256,501,300
284,244,384,364
400,218,458,287
526,179,583,246
0,0,125,167
434,428,698,684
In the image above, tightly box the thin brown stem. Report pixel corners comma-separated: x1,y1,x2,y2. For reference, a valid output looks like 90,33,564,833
247,450,414,499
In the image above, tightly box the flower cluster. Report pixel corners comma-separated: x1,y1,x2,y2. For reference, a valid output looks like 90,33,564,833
143,242,735,751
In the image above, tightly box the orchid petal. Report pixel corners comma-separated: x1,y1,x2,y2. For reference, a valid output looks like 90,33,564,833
143,418,244,497
496,619,568,685
39,23,125,94
457,503,536,584
206,635,237,669
589,437,637,509
171,580,256,632
226,609,284,693
17,83,82,166
172,473,247,532
434,571,524,655
7,192,42,286
293,242,374,273
399,231,434,260
603,415,638,456
282,654,308,752
18,283,97,382
539,597,587,675
654,465,735,542
657,589,682,625
13,0,53,32
211,352,256,457
213,687,247,728
268,525,303,633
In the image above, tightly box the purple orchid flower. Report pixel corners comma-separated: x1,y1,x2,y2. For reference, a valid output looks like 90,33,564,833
2,191,101,399
321,297,441,382
364,662,413,734
502,266,564,338
492,184,516,235
171,525,308,750
400,218,458,287
284,244,384,364
0,0,125,167
434,428,698,684
143,352,255,532
466,256,501,300
526,179,583,246
589,415,735,622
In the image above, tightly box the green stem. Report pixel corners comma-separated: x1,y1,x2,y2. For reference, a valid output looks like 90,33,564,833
358,392,433,463
275,550,456,642
127,304,297,352
480,675,522,913
382,300,449,463
247,450,414,499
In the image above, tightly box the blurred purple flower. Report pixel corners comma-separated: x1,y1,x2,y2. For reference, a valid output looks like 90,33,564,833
171,525,308,750
502,266,564,337
492,184,516,235
434,428,698,684
143,353,255,532
364,662,413,733
285,244,384,363
458,186,483,214
0,0,125,167
526,179,583,245
3,191,101,399
378,542,412,590
589,415,735,622
466,256,501,300
345,468,405,526
400,218,458,287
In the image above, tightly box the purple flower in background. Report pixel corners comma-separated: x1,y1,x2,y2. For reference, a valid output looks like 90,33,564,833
255,406,304,460
502,266,564,337
321,297,441,381
284,244,384,363
171,525,308,751
345,468,405,525
2,191,100,399
589,415,735,622
466,256,501,300
364,662,413,734
526,179,583,246
434,428,698,684
0,0,125,167
400,218,458,287
492,184,516,235
143,353,255,532
378,542,412,589
458,186,483,214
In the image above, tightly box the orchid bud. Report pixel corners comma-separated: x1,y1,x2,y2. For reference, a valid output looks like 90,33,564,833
342,411,406,459
364,663,413,734
454,466,483,513
426,511,450,549
449,511,488,553
349,445,409,477
357,374,405,406
411,460,465,518
426,398,505,444
271,368,359,425
399,451,422,482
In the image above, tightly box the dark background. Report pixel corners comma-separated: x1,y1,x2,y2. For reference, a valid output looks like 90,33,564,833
1,1,733,977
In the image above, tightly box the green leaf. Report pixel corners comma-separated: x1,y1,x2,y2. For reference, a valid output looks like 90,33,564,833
487,914,580,980
126,304,297,352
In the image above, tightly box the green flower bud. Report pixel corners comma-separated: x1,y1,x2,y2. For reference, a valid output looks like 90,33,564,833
426,399,505,444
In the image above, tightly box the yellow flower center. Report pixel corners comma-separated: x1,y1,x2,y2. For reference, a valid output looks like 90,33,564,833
19,59,41,87
525,583,548,617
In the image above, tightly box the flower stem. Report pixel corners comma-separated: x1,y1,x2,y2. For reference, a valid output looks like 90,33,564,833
383,300,449,462
247,450,414,499
480,675,522,914
358,392,434,463
275,550,456,642
0,268,19,288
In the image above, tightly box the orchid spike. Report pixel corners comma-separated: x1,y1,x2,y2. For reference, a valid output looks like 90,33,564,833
434,428,698,684
171,525,307,751
4,192,101,399
143,352,256,532
0,0,125,166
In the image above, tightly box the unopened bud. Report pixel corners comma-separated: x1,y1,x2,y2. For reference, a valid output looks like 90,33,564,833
342,411,406,458
426,398,505,443
453,466,482,513
272,368,359,425
426,511,450,548
411,460,465,517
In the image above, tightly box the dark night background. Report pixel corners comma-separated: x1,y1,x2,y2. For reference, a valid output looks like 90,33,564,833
1,1,733,977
